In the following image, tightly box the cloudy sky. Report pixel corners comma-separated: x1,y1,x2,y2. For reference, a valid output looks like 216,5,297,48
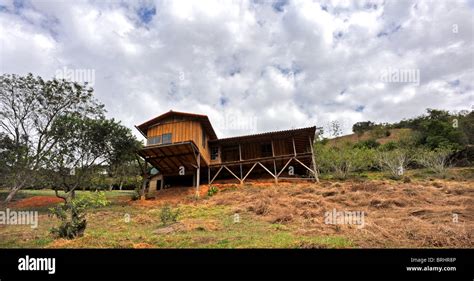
0,0,473,139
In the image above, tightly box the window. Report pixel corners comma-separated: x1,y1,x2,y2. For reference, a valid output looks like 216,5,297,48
147,135,161,145
162,133,172,144
210,146,219,160
261,143,273,157
202,130,206,148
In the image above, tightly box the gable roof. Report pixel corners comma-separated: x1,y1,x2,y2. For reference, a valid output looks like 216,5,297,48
136,110,218,140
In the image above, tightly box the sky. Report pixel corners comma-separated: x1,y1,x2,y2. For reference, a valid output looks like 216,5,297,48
0,0,473,140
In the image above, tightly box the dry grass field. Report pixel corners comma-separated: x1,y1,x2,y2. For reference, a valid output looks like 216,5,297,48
0,169,472,248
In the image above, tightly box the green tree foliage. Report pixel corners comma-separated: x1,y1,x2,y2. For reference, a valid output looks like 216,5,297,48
352,121,376,136
459,111,474,144
0,73,104,203
47,115,138,201
104,125,142,191
315,142,375,179
392,109,470,149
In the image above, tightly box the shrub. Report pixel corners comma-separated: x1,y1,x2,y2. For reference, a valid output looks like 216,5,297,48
50,191,110,239
316,143,375,179
131,189,140,201
353,139,380,149
207,186,218,196
379,141,398,151
416,147,453,176
376,148,411,179
160,205,179,226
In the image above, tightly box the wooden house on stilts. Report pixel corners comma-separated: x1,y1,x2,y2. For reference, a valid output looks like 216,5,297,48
136,110,319,196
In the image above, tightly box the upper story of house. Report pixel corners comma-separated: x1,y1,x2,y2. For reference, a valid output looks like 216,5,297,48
136,111,217,165
136,110,316,169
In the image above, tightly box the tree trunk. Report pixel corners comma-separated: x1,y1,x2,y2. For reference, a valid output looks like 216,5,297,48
139,178,149,200
3,186,22,204
119,180,123,191
109,183,114,191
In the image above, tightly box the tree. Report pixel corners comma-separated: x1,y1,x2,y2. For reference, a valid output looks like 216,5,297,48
104,125,142,191
47,115,138,202
0,73,104,204
0,133,18,188
329,120,343,138
391,109,469,149
352,121,375,136
457,110,473,145
46,116,138,238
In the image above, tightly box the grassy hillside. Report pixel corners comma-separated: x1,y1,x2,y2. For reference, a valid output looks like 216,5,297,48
1,169,472,248
326,128,412,146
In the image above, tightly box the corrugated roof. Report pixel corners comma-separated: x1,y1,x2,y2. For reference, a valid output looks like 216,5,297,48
209,126,316,144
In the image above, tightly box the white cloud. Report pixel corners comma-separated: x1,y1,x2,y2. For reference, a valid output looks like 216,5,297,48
0,0,472,140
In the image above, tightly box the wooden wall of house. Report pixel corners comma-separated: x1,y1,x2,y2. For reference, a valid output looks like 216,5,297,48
240,139,293,160
211,138,300,164
272,139,294,156
146,120,210,164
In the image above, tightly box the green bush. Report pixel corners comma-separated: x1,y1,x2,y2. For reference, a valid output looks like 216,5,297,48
415,147,453,176
49,191,110,239
379,141,398,151
315,143,376,179
160,205,179,226
376,148,412,179
131,188,141,201
353,139,380,149
207,186,218,196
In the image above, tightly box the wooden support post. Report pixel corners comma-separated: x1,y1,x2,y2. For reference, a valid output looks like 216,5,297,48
208,166,211,185
273,159,278,183
196,152,200,197
292,137,297,156
239,164,243,185
271,140,275,157
239,144,243,185
308,136,320,182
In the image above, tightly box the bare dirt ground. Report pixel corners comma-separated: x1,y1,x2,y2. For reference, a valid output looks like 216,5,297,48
146,178,473,248
10,196,63,208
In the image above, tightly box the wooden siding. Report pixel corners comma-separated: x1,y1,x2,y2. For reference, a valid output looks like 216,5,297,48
212,137,311,165
146,120,210,164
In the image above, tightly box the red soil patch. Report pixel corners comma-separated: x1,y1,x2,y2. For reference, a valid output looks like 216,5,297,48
11,196,63,208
